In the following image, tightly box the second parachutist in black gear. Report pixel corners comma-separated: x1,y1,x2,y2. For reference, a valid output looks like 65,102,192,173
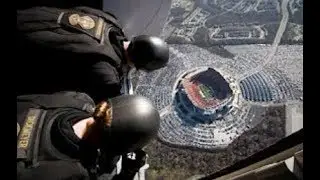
17,92,160,180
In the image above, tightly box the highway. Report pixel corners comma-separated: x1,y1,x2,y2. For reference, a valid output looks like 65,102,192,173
238,0,290,81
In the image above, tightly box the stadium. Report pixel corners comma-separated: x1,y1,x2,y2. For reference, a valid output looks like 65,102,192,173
173,67,235,124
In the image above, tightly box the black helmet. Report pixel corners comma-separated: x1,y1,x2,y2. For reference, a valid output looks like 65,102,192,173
94,95,160,154
127,35,169,71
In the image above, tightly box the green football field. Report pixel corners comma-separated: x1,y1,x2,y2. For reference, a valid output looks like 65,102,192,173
198,84,214,99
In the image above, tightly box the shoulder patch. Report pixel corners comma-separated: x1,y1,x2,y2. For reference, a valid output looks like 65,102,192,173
68,13,95,30
17,109,41,149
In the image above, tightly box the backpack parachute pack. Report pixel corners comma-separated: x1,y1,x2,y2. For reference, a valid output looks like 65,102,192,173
17,92,97,180
17,92,95,167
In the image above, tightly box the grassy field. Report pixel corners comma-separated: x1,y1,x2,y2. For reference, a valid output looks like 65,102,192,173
198,84,213,99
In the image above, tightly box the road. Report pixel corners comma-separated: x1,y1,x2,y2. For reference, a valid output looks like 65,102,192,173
238,0,290,81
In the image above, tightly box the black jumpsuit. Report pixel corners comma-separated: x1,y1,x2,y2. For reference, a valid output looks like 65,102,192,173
17,6,128,102
17,92,128,180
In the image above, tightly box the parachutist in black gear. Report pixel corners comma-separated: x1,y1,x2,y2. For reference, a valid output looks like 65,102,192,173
17,92,160,180
17,6,169,102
